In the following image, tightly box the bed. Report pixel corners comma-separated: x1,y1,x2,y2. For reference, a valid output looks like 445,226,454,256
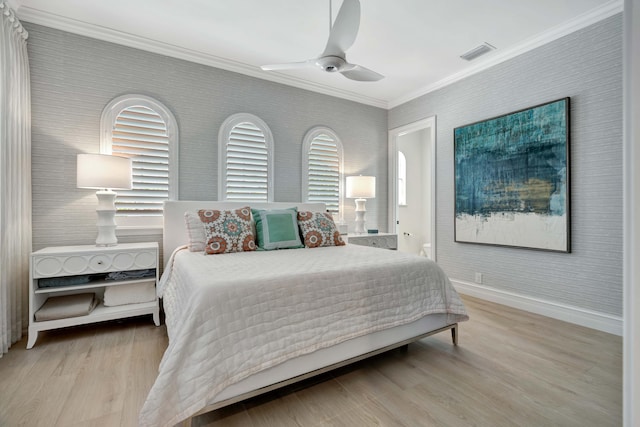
140,201,468,427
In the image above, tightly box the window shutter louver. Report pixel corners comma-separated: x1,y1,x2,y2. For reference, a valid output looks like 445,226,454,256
308,134,340,214
225,122,269,201
111,105,169,216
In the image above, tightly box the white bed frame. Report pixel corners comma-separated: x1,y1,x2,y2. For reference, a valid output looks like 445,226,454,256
162,201,460,426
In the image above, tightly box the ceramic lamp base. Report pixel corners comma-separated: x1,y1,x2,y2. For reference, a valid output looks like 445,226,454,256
353,198,367,234
95,190,118,246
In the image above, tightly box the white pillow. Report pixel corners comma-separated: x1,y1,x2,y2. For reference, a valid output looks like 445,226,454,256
184,211,206,252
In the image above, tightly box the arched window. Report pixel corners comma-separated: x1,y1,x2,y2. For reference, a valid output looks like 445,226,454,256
100,95,178,226
219,113,273,202
398,151,407,206
302,126,343,217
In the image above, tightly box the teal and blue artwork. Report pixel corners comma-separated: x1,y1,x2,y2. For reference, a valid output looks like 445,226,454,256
454,98,570,252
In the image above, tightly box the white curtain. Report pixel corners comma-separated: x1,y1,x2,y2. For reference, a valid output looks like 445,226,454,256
0,2,31,356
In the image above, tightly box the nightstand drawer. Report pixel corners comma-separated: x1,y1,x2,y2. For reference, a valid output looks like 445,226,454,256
33,248,157,278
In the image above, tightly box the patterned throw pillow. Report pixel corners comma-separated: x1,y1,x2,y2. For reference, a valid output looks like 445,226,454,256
252,208,304,250
198,207,256,254
297,211,346,248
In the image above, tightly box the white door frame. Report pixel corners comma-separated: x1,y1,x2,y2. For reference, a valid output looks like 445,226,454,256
623,0,639,425
388,116,437,260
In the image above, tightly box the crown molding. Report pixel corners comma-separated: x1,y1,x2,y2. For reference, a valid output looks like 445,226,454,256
388,0,624,109
17,1,622,111
16,6,389,109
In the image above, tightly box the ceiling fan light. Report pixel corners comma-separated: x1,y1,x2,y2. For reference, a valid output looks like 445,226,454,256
316,56,346,72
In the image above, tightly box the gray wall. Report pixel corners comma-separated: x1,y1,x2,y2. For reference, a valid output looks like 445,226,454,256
25,14,623,318
25,23,388,253
389,15,623,316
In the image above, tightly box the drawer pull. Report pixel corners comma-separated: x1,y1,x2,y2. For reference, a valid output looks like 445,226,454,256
89,255,111,271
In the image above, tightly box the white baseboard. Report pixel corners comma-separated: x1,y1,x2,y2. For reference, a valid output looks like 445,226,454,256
451,279,623,336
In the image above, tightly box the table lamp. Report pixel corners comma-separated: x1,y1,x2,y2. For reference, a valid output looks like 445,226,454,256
346,175,376,234
77,153,132,246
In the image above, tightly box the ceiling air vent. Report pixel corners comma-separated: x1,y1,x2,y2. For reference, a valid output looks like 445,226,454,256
460,42,496,61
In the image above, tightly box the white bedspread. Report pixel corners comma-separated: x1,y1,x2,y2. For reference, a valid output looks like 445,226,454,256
140,244,468,426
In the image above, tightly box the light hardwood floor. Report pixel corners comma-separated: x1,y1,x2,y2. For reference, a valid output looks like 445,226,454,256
0,295,621,426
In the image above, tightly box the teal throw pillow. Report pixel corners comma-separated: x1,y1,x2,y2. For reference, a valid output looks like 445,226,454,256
252,208,304,250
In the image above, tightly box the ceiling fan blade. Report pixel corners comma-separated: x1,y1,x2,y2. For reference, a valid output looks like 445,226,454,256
322,0,360,57
340,64,384,81
260,60,314,71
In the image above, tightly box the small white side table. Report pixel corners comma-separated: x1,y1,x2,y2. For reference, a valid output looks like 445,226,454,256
28,242,160,349
346,233,398,250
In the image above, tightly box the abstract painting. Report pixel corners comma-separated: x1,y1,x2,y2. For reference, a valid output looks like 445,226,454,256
454,98,570,252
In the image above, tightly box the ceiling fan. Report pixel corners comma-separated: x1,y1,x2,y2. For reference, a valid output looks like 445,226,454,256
260,0,384,82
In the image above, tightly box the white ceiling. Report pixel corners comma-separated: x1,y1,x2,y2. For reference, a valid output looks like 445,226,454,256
12,0,621,109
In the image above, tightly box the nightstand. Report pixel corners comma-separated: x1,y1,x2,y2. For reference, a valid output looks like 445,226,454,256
346,233,397,250
28,242,160,349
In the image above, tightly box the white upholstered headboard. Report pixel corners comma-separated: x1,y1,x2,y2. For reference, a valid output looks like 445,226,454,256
162,201,326,264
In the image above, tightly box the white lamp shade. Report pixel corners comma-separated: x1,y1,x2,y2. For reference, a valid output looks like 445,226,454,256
346,175,376,199
77,154,132,190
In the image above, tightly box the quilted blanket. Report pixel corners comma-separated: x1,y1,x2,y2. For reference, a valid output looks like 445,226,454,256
140,244,468,426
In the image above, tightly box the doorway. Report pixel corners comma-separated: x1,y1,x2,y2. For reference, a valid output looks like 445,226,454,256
388,117,436,259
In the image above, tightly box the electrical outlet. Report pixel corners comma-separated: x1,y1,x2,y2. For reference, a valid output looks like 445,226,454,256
475,272,483,284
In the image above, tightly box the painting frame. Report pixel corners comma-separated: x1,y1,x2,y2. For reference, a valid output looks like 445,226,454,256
454,97,571,252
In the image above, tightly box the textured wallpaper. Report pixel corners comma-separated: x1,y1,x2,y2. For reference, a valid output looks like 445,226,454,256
25,23,388,254
24,15,623,317
389,15,623,316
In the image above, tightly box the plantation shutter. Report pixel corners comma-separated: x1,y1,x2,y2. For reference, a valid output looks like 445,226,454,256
307,134,340,214
225,122,269,201
111,105,169,216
